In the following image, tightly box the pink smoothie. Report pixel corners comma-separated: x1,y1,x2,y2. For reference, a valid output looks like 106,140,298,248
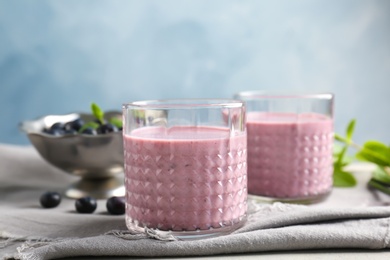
246,112,333,199
123,126,247,231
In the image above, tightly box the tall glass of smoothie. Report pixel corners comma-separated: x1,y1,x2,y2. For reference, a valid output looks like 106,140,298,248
122,99,247,239
234,91,334,204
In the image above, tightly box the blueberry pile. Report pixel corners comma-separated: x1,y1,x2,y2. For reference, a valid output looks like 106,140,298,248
39,191,125,215
42,103,122,136
43,118,121,136
43,118,85,136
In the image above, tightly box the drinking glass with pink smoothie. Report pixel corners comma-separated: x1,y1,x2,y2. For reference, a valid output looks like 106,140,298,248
122,99,247,239
234,92,334,204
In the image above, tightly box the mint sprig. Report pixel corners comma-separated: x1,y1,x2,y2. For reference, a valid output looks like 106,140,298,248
335,119,390,195
109,117,123,128
358,141,390,194
371,166,390,184
356,141,390,167
78,121,100,133
333,119,357,187
91,102,105,125
77,102,122,133
368,166,390,195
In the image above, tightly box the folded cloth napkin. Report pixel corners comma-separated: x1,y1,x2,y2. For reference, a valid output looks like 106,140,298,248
1,144,390,260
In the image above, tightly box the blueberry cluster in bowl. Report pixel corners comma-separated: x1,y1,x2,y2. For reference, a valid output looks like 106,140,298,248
42,103,122,136
43,118,122,136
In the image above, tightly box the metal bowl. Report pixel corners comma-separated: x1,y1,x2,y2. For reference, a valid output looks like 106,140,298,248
19,111,125,199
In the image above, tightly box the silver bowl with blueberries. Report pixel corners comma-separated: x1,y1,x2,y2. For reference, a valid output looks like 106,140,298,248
19,105,125,199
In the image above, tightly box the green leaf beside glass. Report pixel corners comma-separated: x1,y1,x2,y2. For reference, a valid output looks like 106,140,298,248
333,119,357,187
334,119,390,195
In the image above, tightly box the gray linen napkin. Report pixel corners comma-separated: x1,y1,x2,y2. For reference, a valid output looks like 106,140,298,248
1,144,390,260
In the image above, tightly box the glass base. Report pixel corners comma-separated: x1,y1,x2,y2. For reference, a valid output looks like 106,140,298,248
125,216,246,241
248,190,331,205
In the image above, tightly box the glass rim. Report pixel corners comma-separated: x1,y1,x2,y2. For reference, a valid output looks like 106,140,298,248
235,91,334,100
123,98,245,109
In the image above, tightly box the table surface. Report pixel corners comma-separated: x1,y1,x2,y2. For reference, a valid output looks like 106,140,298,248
64,250,390,260
68,163,390,260
1,143,390,259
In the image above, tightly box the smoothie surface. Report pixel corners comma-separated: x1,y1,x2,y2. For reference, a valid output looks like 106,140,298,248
127,125,234,140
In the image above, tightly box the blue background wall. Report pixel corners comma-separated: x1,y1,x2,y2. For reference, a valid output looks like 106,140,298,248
0,0,389,145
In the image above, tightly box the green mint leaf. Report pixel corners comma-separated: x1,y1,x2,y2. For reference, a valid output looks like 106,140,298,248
346,119,356,143
340,161,350,167
91,103,104,124
368,179,390,196
335,133,348,143
109,117,123,128
333,143,343,159
78,121,100,133
363,141,390,162
335,146,347,167
333,167,357,187
356,147,390,166
372,166,390,184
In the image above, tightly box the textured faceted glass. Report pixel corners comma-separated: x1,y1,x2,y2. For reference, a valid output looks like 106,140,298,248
235,92,334,204
123,99,247,238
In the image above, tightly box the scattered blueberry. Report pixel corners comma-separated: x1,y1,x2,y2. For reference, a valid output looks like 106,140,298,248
97,123,118,134
40,191,62,208
106,196,125,215
75,196,97,214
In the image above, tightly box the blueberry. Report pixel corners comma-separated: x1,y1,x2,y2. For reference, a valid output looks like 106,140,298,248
81,127,97,135
106,196,125,215
50,122,65,130
75,196,97,214
43,127,65,136
97,123,118,134
64,118,84,131
64,122,73,131
40,191,62,208
63,128,77,135
94,119,105,126
72,118,85,130
42,122,66,135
